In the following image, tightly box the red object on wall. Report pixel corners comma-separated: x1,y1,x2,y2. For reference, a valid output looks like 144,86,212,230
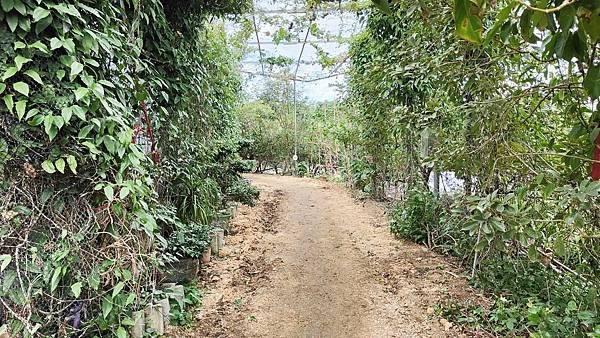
139,100,160,165
592,131,600,181
130,64,159,165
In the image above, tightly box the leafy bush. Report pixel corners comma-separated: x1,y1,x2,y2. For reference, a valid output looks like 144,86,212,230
169,283,204,327
389,184,600,336
440,275,599,337
390,186,439,245
298,161,310,177
231,159,257,173
167,176,221,225
225,177,259,206
167,222,212,259
350,158,376,193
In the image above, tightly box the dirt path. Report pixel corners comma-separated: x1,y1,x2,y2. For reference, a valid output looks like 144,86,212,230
171,174,486,338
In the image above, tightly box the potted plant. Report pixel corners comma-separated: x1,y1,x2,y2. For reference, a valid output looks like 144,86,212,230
163,222,212,283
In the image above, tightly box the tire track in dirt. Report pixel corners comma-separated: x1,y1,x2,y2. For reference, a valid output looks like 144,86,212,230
170,174,488,338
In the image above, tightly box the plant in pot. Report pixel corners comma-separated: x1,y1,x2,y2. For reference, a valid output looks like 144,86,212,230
164,221,213,283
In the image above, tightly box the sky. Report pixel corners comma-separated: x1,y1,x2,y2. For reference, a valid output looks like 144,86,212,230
226,0,364,103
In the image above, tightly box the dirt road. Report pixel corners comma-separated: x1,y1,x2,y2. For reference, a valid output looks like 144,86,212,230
171,174,485,338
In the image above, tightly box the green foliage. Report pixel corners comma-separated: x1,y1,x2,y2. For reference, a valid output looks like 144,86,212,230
0,0,250,336
237,86,353,178
298,161,310,177
168,221,212,259
440,263,599,336
343,0,600,334
168,176,220,225
168,283,203,327
392,184,600,336
226,177,260,207
390,186,439,244
237,98,293,171
348,158,376,193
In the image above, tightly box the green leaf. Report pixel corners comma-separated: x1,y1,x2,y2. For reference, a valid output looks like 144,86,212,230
61,106,72,124
122,318,135,326
6,13,18,32
112,281,125,298
48,126,58,140
24,107,38,120
35,14,52,34
371,0,391,15
15,55,31,70
50,3,81,18
13,82,29,96
115,327,127,338
41,160,55,173
29,114,43,126
584,65,600,99
527,245,539,262
28,41,49,53
62,39,75,54
55,158,65,174
50,267,61,293
558,4,575,29
3,94,14,113
2,67,18,81
0,254,11,272
104,185,114,201
56,69,65,81
16,15,27,32
70,61,84,77
67,155,77,174
43,113,52,130
520,9,534,41
0,83,5,94
71,282,82,298
454,0,483,43
24,69,43,84
12,0,24,15
88,270,100,290
484,2,515,44
103,135,117,153
1,0,14,12
15,100,26,120
101,297,113,319
49,37,61,50
72,105,86,120
79,125,94,139
53,115,64,129
74,87,89,101
119,187,130,199
554,236,566,257
32,6,50,22
125,293,136,307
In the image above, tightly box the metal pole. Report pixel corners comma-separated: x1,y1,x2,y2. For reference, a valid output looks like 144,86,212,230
293,79,298,175
291,22,311,176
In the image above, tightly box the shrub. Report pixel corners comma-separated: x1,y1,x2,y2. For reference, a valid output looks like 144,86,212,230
168,283,204,327
298,161,310,177
167,222,212,259
226,177,259,206
390,186,439,245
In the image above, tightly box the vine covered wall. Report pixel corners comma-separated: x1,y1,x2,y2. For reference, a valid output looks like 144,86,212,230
0,0,251,336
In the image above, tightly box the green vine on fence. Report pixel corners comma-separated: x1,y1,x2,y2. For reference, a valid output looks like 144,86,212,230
0,0,251,336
